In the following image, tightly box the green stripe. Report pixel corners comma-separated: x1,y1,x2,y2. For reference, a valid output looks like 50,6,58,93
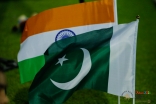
29,27,113,104
18,55,45,83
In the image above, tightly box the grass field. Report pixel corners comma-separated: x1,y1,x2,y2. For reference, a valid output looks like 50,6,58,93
0,0,156,104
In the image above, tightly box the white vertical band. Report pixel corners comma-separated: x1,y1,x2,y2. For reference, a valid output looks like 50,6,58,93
108,21,138,98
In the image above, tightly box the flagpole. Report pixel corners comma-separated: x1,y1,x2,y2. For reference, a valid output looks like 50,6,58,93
132,15,140,104
114,0,118,25
114,0,120,103
118,96,120,104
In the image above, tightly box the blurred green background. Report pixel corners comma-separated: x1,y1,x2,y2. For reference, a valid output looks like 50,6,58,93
0,0,156,104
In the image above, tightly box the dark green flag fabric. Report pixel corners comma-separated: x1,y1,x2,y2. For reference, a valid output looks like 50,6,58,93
29,27,113,104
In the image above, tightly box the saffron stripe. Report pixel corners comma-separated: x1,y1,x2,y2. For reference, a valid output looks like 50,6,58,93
21,0,114,43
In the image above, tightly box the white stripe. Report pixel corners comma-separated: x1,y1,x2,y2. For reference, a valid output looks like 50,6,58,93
108,21,138,98
18,23,115,62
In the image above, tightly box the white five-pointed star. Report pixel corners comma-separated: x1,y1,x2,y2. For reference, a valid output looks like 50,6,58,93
55,55,68,66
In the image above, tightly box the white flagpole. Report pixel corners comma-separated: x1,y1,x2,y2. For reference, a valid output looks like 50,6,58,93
133,15,140,104
114,0,120,103
114,0,118,25
133,91,135,103
118,96,120,104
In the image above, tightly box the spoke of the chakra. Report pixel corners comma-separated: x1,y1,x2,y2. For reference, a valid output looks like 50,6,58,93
55,55,68,66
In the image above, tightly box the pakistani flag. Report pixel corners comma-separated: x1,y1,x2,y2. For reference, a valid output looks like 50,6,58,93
18,0,117,83
29,21,138,104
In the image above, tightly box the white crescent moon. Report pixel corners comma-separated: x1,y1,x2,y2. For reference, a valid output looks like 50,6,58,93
50,48,91,90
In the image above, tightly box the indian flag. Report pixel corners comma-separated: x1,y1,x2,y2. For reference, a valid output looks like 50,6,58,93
18,0,117,83
28,21,138,104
